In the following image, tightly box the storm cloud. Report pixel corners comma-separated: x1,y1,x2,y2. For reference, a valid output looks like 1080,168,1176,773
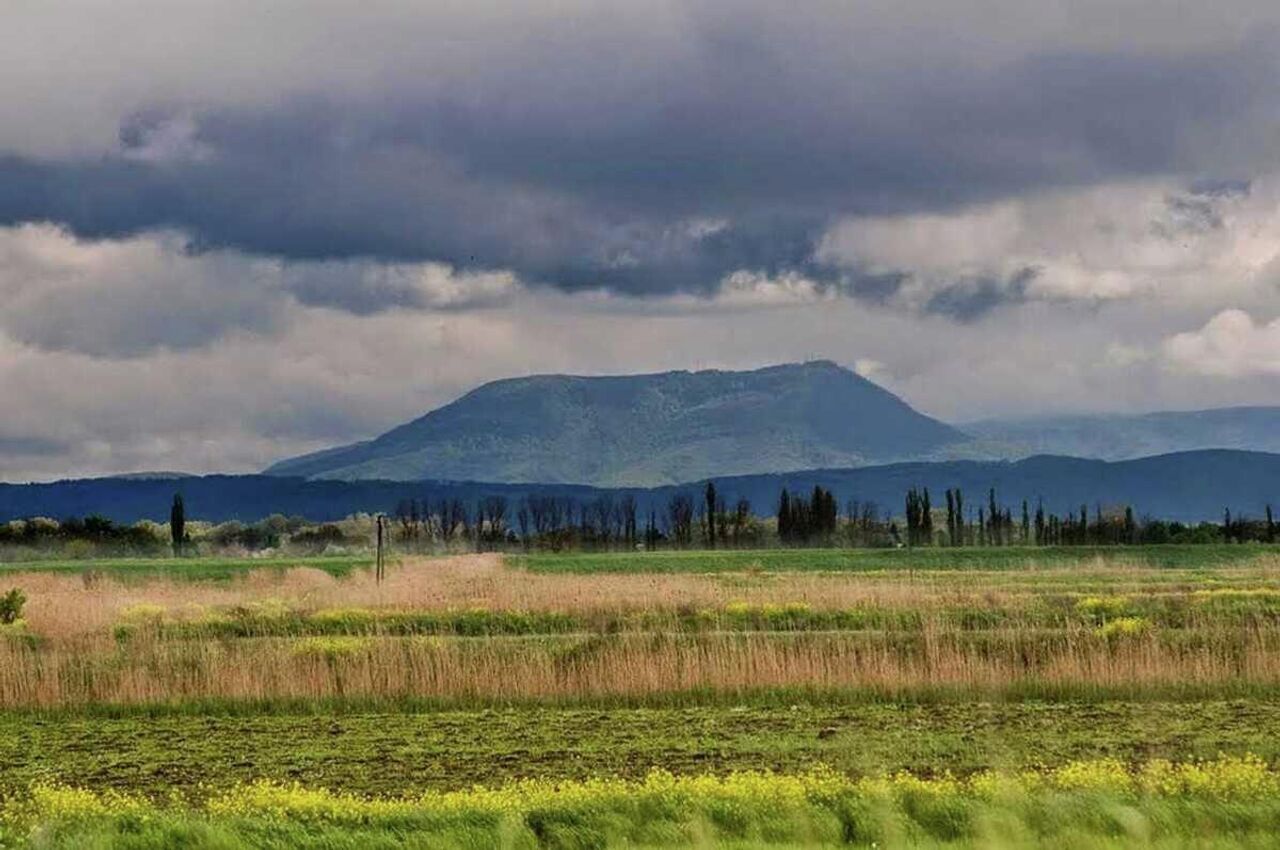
3,3,1280,299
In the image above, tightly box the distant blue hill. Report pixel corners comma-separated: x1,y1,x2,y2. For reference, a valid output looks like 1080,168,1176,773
265,361,968,486
965,407,1280,460
5,450,1277,525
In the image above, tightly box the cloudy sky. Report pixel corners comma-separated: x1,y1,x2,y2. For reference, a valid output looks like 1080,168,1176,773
2,0,1279,481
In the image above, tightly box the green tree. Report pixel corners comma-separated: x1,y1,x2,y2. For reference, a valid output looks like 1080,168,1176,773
921,488,933,545
988,489,1000,546
170,493,186,557
945,490,956,547
777,489,792,543
704,481,718,549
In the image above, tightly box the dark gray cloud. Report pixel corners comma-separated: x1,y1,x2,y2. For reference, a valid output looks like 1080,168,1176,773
923,270,1037,322
1,26,1276,299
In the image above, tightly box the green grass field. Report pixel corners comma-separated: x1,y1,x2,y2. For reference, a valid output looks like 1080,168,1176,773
0,554,374,580
512,544,1279,574
5,700,1280,798
3,544,1273,580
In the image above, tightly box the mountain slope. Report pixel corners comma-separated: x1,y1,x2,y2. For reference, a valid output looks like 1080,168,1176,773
965,407,1280,460
10,450,1279,524
265,361,967,486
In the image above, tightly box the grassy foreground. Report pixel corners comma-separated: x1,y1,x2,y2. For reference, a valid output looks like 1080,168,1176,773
4,757,1280,849
6,550,1280,848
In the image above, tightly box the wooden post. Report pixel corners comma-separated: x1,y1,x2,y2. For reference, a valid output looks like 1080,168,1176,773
376,515,385,584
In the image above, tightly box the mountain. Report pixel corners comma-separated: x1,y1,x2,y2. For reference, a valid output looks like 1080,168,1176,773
9,450,1278,525
265,361,968,486
965,407,1280,460
106,471,197,481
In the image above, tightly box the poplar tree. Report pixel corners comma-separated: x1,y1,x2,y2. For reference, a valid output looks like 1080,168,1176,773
170,493,186,557
704,481,718,549
988,489,1000,546
922,488,933,545
945,489,956,547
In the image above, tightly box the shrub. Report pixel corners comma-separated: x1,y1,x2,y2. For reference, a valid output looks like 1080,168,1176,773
1095,616,1150,640
289,524,349,553
1077,595,1132,623
290,636,375,660
0,588,26,625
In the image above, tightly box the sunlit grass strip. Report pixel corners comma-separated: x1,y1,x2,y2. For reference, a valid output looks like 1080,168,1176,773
109,594,1280,641
6,757,1280,848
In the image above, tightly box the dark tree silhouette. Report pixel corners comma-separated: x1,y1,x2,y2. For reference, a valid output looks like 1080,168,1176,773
169,493,185,557
704,482,718,549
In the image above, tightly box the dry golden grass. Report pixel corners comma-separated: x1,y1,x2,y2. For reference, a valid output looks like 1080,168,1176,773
3,554,1280,708
11,553,1280,643
3,626,1280,708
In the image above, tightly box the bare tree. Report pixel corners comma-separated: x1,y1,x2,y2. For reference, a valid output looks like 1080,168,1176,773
481,495,509,545
667,493,695,547
516,500,531,547
619,495,638,548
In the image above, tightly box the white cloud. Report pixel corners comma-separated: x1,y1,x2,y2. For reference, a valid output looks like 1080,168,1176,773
818,178,1280,309
714,271,834,308
1164,309,1280,376
0,224,283,356
1103,343,1151,368
853,358,889,381
281,260,518,313
0,225,523,356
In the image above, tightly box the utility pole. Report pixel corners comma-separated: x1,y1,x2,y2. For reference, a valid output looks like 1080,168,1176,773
375,514,385,584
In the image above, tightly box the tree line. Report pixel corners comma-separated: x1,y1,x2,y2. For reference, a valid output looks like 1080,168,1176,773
5,484,1273,558
389,483,1278,551
907,487,1278,547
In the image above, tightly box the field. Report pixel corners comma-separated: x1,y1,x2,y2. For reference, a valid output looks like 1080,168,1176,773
0,554,373,581
3,545,1280,847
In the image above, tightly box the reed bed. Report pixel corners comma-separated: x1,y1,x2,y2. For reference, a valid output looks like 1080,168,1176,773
4,553,1280,709
5,625,1280,708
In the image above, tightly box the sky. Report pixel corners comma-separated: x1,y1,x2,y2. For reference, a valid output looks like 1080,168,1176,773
2,0,1279,481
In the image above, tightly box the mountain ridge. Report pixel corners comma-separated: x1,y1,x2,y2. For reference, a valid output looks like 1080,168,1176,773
10,449,1279,525
266,361,1280,487
965,406,1280,460
266,361,968,486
